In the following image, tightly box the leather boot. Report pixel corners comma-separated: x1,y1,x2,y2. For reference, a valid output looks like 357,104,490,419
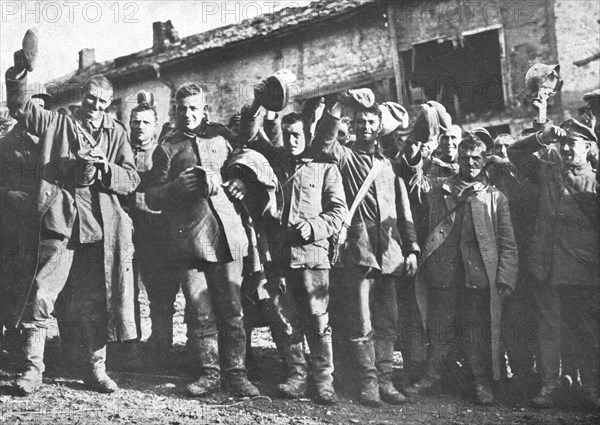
474,381,494,405
185,332,221,397
531,381,561,408
374,339,407,404
1,324,21,376
14,325,46,396
278,336,308,399
305,324,337,405
221,322,260,397
404,342,446,396
351,337,381,407
82,344,117,393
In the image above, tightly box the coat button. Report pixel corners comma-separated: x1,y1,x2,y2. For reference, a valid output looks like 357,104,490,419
440,229,444,233
45,191,51,196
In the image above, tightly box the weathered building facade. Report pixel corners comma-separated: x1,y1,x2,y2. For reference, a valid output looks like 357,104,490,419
44,0,599,137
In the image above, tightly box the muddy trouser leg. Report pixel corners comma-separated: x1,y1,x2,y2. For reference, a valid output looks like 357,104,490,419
558,289,579,383
372,274,407,403
460,288,492,386
502,276,537,378
66,242,116,393
559,287,599,392
15,238,73,395
396,276,426,382
328,268,352,385
204,260,259,396
424,287,460,381
1,256,22,369
143,249,179,352
335,265,380,405
293,268,335,400
267,268,309,397
181,266,219,374
532,282,561,386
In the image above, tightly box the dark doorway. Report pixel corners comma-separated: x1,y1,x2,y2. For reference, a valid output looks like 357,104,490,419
401,29,505,119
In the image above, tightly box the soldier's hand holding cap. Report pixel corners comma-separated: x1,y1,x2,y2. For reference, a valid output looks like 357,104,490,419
538,124,566,145
222,178,246,200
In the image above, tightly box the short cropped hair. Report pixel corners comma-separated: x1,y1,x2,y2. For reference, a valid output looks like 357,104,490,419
130,102,158,122
354,103,382,120
83,74,113,94
459,132,487,153
282,112,306,128
175,83,204,102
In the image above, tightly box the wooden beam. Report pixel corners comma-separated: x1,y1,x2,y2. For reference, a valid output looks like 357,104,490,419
386,2,404,104
574,52,600,67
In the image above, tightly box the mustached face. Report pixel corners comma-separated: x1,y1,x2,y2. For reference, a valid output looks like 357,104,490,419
458,146,486,181
130,109,157,144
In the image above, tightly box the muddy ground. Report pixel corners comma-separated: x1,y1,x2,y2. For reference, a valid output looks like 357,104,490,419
1,291,599,425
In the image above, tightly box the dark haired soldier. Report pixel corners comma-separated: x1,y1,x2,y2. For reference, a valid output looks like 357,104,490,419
405,134,518,405
126,93,176,356
312,96,419,406
4,29,140,395
246,111,347,404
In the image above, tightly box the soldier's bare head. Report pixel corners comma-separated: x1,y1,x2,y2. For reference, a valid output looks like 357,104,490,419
439,124,462,163
175,83,206,131
458,133,487,182
354,104,382,144
282,112,307,156
81,75,113,121
130,102,158,144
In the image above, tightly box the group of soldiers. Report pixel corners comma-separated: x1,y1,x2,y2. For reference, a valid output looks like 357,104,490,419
0,29,598,410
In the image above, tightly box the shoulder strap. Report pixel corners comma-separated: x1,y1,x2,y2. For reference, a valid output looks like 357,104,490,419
72,115,101,149
343,157,384,227
430,184,479,230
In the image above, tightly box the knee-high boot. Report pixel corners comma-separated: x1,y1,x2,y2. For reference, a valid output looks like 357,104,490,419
14,324,46,395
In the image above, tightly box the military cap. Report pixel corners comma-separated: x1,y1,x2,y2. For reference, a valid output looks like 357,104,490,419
583,89,600,102
560,118,597,143
472,127,493,151
379,102,409,136
338,88,376,109
137,90,155,106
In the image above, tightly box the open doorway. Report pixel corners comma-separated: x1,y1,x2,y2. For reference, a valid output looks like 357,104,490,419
400,28,506,119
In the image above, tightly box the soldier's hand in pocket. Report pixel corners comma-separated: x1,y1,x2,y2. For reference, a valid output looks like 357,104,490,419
294,221,313,242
